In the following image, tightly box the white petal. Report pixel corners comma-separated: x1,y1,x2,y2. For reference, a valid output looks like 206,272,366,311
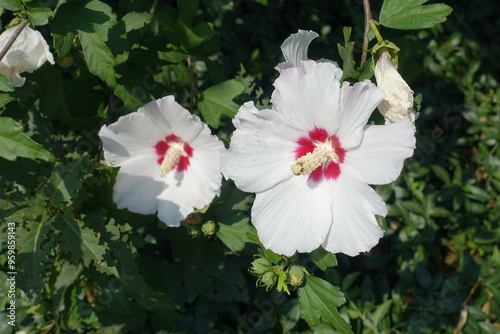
345,118,416,185
322,165,387,256
271,61,343,135
337,81,385,149
113,154,164,215
275,30,319,71
157,133,223,226
221,101,304,193
144,96,203,143
99,112,165,165
252,176,334,256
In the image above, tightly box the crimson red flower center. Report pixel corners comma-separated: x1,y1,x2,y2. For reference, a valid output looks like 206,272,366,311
293,127,346,182
154,134,193,174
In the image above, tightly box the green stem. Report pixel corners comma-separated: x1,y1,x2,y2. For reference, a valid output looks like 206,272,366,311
370,21,384,43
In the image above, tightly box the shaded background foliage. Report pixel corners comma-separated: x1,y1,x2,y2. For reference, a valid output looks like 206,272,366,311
0,0,498,333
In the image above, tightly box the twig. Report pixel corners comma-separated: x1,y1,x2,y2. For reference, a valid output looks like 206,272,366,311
140,0,160,38
462,278,481,306
0,19,30,63
361,0,372,65
187,54,196,111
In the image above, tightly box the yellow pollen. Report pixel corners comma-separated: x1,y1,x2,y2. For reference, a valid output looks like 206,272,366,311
291,144,338,176
160,143,184,177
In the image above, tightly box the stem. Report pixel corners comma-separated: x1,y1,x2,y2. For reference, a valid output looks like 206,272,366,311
371,21,384,44
140,0,159,38
361,0,372,64
0,19,30,63
187,54,196,111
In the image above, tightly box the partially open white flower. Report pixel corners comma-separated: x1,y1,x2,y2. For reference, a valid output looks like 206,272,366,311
221,60,416,256
374,52,417,126
0,25,55,87
99,96,223,226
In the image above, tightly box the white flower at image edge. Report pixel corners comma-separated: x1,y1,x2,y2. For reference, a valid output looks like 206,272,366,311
221,60,416,256
0,25,55,87
99,96,223,226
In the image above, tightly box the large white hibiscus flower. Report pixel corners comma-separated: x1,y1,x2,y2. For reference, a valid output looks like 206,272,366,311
99,96,223,226
221,59,415,256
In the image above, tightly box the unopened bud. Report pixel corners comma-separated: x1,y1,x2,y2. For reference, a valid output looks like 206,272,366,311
201,221,216,236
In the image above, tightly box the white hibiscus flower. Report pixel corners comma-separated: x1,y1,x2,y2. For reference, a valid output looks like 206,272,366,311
221,60,416,256
99,96,223,226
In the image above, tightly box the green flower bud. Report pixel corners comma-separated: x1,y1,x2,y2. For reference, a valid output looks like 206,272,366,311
287,265,305,287
201,221,216,236
258,271,277,289
251,257,272,275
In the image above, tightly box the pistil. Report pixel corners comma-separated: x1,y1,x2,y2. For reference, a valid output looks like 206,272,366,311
291,143,338,176
160,143,184,177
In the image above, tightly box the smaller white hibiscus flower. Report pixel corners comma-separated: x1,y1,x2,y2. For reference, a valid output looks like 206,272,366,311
99,96,223,226
0,25,55,87
374,51,418,126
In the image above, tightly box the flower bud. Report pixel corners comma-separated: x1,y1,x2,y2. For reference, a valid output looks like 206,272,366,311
201,221,216,236
287,265,305,286
250,257,272,275
374,51,417,128
258,271,277,289
0,25,55,87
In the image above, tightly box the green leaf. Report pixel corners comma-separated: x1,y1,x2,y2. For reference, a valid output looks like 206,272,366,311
54,212,107,267
0,74,15,92
0,117,55,162
178,0,199,26
17,219,51,295
372,300,392,327
337,27,356,82
309,247,338,271
121,11,153,32
198,79,245,128
0,0,23,11
44,164,80,207
298,276,353,333
216,214,256,252
52,0,117,86
430,164,450,184
379,0,453,30
28,7,52,26
0,93,15,107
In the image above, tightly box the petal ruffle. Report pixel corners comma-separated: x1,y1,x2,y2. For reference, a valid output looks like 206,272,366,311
221,101,304,193
157,131,223,226
345,117,416,185
113,154,165,215
252,176,334,256
275,29,319,71
99,111,165,165
271,60,343,135
145,96,204,143
337,81,385,149
322,165,387,256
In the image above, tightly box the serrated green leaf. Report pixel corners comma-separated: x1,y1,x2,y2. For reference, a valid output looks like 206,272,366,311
337,27,356,82
198,79,245,128
54,212,107,267
121,11,153,32
379,0,453,30
298,276,353,333
0,117,55,162
0,0,23,11
216,214,255,252
0,74,15,92
28,7,52,26
45,164,80,206
78,30,117,87
309,247,338,271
